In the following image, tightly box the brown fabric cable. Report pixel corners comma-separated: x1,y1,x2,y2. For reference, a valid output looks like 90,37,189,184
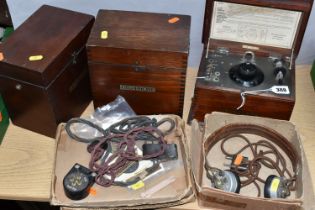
204,123,300,197
221,137,294,183
89,126,166,187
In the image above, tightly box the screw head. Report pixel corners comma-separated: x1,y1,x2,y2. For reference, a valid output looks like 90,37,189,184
15,84,22,90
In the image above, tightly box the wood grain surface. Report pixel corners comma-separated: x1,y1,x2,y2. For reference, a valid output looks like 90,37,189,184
89,62,186,116
0,65,314,210
87,10,191,54
0,5,94,137
0,5,94,84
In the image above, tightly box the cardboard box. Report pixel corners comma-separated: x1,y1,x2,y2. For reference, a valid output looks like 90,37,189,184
51,113,314,209
190,113,315,210
51,115,194,209
0,94,9,144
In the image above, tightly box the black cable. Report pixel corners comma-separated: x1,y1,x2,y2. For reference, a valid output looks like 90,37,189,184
65,118,109,143
65,116,176,144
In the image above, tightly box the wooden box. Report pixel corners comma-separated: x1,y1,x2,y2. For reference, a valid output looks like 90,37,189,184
0,0,12,27
0,5,94,137
189,0,313,121
87,10,190,116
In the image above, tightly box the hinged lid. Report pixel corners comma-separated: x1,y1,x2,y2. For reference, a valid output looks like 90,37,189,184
87,10,190,69
0,5,94,87
202,0,313,56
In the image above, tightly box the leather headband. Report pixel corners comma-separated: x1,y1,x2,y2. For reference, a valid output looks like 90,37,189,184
204,123,300,173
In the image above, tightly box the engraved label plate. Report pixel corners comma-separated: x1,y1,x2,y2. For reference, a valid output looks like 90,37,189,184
120,85,156,93
210,1,301,49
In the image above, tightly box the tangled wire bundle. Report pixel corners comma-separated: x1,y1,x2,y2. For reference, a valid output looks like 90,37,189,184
65,116,176,187
204,123,299,196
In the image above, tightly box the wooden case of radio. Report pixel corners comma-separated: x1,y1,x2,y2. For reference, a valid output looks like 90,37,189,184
87,10,191,116
0,5,94,137
189,0,313,122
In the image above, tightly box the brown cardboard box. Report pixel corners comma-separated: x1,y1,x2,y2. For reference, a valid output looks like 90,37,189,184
190,113,315,210
51,115,194,209
51,113,314,209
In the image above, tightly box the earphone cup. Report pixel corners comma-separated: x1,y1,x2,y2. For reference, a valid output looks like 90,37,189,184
264,175,277,198
264,175,290,199
232,171,241,193
221,170,241,193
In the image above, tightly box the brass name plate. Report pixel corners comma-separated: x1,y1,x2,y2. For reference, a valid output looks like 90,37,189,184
120,85,156,93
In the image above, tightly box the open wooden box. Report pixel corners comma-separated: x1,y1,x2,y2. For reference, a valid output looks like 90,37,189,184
189,0,313,122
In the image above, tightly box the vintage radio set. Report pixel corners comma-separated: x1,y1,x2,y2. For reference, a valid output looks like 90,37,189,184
87,10,190,117
189,0,313,121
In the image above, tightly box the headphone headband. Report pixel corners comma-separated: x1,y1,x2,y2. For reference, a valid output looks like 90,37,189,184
204,123,300,174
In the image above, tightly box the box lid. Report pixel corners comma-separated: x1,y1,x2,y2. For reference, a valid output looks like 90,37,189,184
202,0,313,56
0,5,94,87
87,10,190,69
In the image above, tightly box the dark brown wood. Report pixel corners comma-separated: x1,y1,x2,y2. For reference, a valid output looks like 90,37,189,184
89,63,186,116
0,0,12,27
189,49,296,121
0,5,94,137
0,5,94,86
87,10,190,67
189,50,296,122
189,85,295,122
87,10,190,116
202,0,313,56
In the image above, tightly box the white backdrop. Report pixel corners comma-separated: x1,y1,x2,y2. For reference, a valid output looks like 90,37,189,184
6,0,315,67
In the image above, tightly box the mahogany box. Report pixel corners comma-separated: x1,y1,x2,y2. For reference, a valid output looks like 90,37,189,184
87,10,190,116
0,0,12,27
0,5,94,137
189,0,313,122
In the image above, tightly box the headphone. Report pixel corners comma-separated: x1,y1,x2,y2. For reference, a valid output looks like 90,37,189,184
204,123,300,198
